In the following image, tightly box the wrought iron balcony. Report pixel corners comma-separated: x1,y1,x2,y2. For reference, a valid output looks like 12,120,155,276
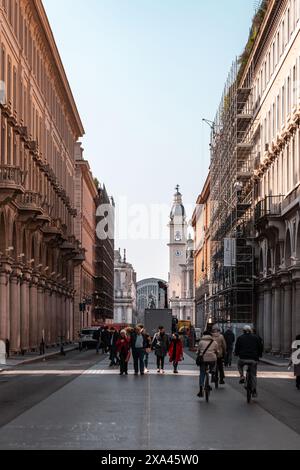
255,195,284,224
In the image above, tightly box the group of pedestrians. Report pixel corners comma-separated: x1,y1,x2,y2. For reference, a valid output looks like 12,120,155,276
95,322,300,393
101,325,184,376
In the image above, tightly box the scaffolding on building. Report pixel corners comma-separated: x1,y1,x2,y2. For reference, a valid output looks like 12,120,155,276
209,58,256,326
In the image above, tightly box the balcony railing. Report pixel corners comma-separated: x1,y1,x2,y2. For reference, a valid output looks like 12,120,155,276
255,195,284,223
0,165,24,187
17,191,43,207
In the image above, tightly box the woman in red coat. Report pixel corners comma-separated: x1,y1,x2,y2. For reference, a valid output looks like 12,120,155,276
116,330,131,375
168,333,184,374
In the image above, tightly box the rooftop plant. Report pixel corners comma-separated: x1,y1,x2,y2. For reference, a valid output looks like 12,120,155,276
237,0,271,84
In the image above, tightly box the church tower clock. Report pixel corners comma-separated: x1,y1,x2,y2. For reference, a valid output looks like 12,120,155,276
168,185,187,303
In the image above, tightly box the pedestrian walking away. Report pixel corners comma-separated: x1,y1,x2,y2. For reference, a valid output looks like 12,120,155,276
152,326,170,374
234,325,263,398
141,330,152,373
212,325,227,384
109,328,120,366
5,338,10,359
101,326,110,354
168,333,183,373
224,326,235,367
131,326,148,375
93,328,101,354
116,330,131,375
196,331,219,398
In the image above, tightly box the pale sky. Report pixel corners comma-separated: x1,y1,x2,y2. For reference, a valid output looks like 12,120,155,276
43,0,255,281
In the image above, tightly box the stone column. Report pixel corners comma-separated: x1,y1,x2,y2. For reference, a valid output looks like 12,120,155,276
56,288,62,342
44,283,51,345
65,295,70,341
0,260,12,342
37,277,45,346
50,285,58,344
9,265,22,353
70,295,74,341
257,285,264,340
263,282,272,352
282,274,292,356
62,290,67,340
29,273,39,350
293,280,300,339
271,278,281,354
20,268,31,351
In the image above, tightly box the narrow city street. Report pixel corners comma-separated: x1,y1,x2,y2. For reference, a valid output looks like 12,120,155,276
0,351,299,450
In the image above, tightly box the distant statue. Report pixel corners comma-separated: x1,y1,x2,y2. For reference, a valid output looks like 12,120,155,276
148,293,156,309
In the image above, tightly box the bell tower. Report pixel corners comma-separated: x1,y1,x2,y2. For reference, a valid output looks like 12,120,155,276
168,185,187,302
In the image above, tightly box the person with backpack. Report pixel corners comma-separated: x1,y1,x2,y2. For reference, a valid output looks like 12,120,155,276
196,331,219,398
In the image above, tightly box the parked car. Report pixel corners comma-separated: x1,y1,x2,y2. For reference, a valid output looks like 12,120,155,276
79,327,100,350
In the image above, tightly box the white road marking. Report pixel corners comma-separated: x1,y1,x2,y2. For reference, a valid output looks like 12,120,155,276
0,369,294,379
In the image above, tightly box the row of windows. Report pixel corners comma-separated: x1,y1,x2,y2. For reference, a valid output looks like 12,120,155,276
254,0,300,105
261,128,300,197
0,0,76,162
261,56,300,149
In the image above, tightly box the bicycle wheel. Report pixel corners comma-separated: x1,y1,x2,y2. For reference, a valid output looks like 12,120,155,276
246,371,251,403
214,367,219,389
205,372,210,402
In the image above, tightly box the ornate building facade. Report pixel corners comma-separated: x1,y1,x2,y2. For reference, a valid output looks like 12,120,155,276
0,0,84,352
94,185,115,324
192,174,211,329
114,249,137,324
74,143,98,334
249,0,300,354
168,186,195,322
205,0,300,353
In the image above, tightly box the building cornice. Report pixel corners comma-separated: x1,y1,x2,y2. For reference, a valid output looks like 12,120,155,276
32,0,85,137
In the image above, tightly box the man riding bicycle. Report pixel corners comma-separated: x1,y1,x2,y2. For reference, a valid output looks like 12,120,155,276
197,330,219,398
234,325,263,398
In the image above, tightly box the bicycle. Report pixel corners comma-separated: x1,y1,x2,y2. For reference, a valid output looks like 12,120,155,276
204,363,213,402
214,363,219,389
243,361,257,403
245,365,253,403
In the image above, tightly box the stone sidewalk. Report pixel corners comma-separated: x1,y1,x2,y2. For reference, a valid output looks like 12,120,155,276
0,344,78,372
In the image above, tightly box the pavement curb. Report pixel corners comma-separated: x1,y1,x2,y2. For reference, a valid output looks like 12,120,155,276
260,357,290,367
0,345,78,372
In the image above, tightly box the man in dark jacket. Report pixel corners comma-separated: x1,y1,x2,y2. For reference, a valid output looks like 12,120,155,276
109,328,120,366
93,328,101,354
224,327,235,367
235,325,263,397
131,326,148,375
101,326,110,354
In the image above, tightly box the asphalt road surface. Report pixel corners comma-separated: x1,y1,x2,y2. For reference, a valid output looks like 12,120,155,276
0,350,299,450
